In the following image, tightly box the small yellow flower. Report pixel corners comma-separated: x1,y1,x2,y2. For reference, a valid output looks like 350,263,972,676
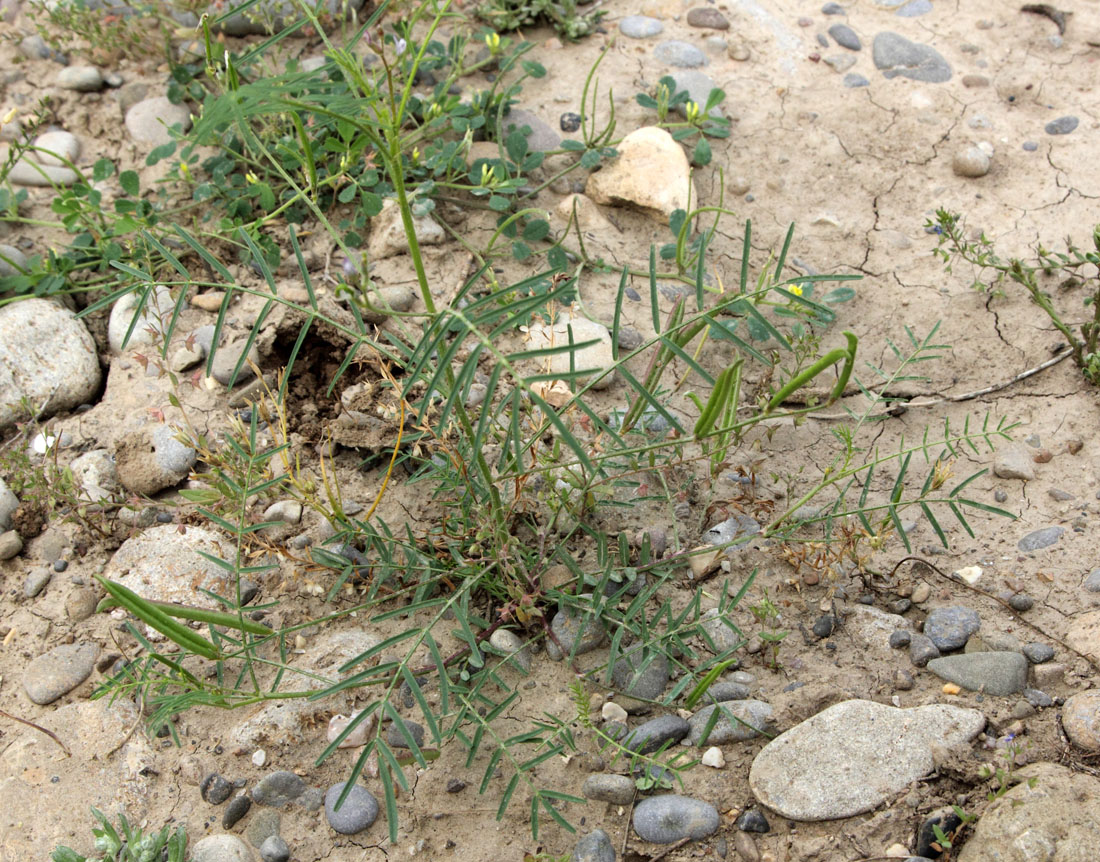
411,147,420,163
685,100,701,123
179,161,192,181
484,31,501,55
479,163,495,188
788,284,804,297
245,171,259,184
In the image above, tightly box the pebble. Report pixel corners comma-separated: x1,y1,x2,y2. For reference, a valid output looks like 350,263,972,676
70,449,120,502
993,446,1036,480
583,773,635,805
259,835,290,862
896,0,932,15
688,700,773,745
623,715,691,754
633,795,719,843
889,630,912,648
1084,569,1100,592
223,794,252,829
873,32,952,82
654,41,708,68
24,568,52,598
916,807,962,857
1062,691,1100,750
252,771,306,808
1045,116,1079,135
994,488,1009,503
894,669,915,690
825,54,856,73
386,718,425,749
812,614,836,638
963,74,991,88
1024,688,1052,708
502,108,560,152
547,599,607,659
125,96,193,147
263,501,303,524
65,587,97,621
1016,526,1063,552
107,285,175,352
728,43,750,61
924,606,981,652
489,629,531,672
202,773,234,805
57,65,104,92
701,746,725,768
210,338,261,386
571,829,615,862
697,681,751,704
953,146,991,178
190,835,253,862
0,299,101,430
104,525,235,609
1008,594,1034,612
324,782,379,834
560,112,582,133
602,701,629,723
736,808,770,833
23,642,98,704
843,73,870,87
586,126,695,222
245,809,281,849
828,23,861,50
822,2,845,13
0,530,21,560
114,425,197,495
1023,643,1054,664
748,700,985,820
926,651,1028,695
687,7,729,29
619,15,663,38
611,648,670,703
0,244,27,278
446,778,466,793
19,34,50,60
358,285,416,323
911,582,931,604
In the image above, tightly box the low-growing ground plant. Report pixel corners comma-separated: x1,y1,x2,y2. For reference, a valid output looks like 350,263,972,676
930,209,1100,383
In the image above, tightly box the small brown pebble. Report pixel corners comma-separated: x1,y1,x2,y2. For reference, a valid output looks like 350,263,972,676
1067,439,1083,454
808,52,821,62
803,571,820,586
1032,449,1053,463
962,74,990,87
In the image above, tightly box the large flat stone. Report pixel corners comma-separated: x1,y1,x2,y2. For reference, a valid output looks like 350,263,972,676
926,652,1028,696
749,700,985,820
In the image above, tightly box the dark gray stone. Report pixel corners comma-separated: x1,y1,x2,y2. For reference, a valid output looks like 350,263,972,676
619,15,663,38
828,23,861,50
572,828,616,862
622,715,690,754
873,32,952,82
654,40,708,68
1023,643,1054,664
548,601,606,659
812,614,836,638
917,808,962,857
324,782,379,835
736,808,770,832
633,795,719,843
909,633,941,667
583,773,635,805
23,568,52,598
259,835,290,862
1023,141,1039,151
201,773,233,805
1018,526,1064,551
223,794,252,829
1045,116,1079,135
843,73,870,88
611,648,670,702
386,718,425,749
23,642,98,705
1009,594,1034,612
696,681,751,704
245,809,280,849
252,771,306,808
688,700,773,745
889,630,912,648
924,606,981,651
927,651,1028,696
1024,688,1053,708
822,3,846,14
